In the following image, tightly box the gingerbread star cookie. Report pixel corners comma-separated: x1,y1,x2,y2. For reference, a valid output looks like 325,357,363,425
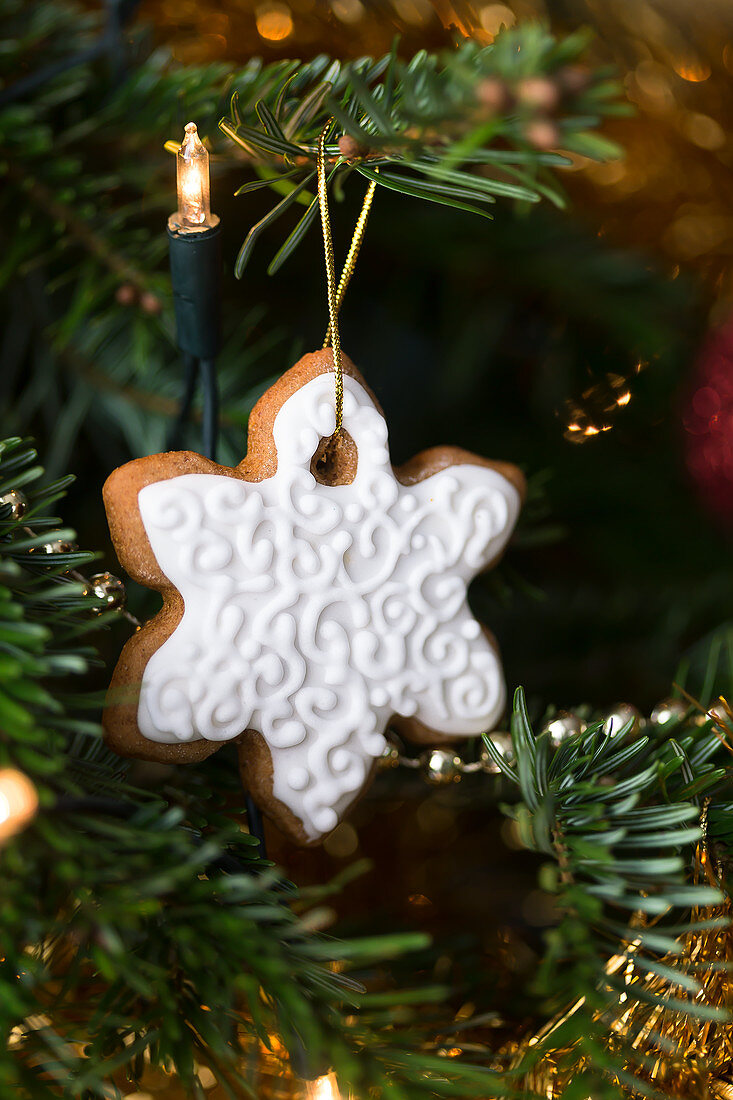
103,350,525,844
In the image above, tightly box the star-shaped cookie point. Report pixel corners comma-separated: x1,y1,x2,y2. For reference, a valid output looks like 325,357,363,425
103,350,525,844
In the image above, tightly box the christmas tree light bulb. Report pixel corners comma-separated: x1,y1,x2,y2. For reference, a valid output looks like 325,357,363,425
169,122,219,234
0,768,38,843
304,1071,347,1099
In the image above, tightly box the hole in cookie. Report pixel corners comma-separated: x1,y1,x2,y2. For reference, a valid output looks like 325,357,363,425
310,430,357,486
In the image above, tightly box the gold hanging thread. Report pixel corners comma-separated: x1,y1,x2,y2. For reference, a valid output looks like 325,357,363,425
317,119,376,436
323,178,377,348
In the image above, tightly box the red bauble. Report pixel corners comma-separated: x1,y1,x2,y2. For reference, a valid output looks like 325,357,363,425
684,320,733,526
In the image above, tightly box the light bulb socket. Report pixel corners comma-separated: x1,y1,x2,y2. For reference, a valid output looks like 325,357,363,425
167,222,222,360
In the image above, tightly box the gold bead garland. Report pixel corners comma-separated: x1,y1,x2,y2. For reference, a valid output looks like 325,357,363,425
0,488,28,520
380,696,731,786
87,571,128,612
1,491,141,630
32,537,77,555
650,697,689,727
420,748,464,786
602,701,642,738
378,731,516,781
542,709,585,747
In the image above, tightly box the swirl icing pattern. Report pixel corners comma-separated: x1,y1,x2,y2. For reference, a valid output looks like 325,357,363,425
135,373,521,841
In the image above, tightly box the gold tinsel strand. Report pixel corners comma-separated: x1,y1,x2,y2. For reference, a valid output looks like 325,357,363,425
510,829,733,1099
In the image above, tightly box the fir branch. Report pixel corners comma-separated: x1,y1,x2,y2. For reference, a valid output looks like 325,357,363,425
489,688,731,1098
220,29,626,275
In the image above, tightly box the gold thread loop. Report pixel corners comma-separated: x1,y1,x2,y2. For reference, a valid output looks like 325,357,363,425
323,177,377,348
317,120,377,436
317,120,343,435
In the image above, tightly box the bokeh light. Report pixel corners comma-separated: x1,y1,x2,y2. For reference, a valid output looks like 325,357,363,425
0,768,38,842
256,2,294,42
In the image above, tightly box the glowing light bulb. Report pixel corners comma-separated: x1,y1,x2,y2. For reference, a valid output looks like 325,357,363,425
256,3,294,41
169,122,219,234
305,1072,346,1099
0,769,38,842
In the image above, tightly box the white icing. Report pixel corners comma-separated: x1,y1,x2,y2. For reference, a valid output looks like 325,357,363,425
136,373,521,840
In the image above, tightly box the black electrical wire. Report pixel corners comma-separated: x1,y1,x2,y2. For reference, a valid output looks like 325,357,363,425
165,351,198,451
